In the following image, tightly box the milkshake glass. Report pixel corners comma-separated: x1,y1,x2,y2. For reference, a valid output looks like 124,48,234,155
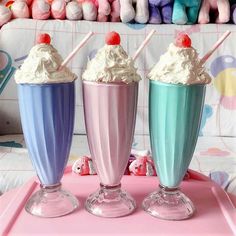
15,34,78,217
143,80,205,220
82,32,141,217
142,34,211,220
83,81,138,217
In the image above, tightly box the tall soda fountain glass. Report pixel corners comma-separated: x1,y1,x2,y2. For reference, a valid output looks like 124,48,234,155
142,34,211,220
82,32,141,217
15,34,79,217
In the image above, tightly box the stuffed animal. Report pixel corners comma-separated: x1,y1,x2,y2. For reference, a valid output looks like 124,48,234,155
24,0,33,5
66,1,83,20
78,0,97,21
0,5,12,26
51,0,66,19
11,0,30,18
172,0,202,24
229,0,236,24
66,0,97,21
120,0,149,23
95,0,120,22
230,0,236,23
148,0,173,23
124,155,136,175
72,156,96,175
198,0,230,24
129,156,156,176
31,0,50,19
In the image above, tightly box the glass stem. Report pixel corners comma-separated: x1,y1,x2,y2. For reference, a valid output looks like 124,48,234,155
100,183,121,190
40,183,62,193
159,184,179,192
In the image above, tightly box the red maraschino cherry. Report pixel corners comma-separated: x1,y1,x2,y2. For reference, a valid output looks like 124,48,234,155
175,33,191,48
37,33,51,44
105,31,121,45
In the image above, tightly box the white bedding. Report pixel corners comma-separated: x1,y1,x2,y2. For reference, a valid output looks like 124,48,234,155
0,134,235,196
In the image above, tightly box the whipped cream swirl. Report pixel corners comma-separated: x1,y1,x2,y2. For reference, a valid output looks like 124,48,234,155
148,43,211,85
15,44,77,84
82,45,141,83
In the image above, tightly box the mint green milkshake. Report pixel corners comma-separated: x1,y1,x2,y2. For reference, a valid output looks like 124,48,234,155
143,34,211,220
149,81,206,188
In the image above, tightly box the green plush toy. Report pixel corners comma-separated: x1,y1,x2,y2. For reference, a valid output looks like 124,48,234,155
172,0,202,24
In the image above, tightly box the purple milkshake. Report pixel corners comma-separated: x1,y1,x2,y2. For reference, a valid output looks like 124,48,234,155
15,34,78,218
18,83,75,185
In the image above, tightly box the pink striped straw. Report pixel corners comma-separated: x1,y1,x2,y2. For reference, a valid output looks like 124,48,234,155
133,29,156,61
200,30,231,65
59,31,94,70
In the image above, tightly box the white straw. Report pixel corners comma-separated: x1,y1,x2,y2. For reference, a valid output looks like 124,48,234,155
59,31,94,70
200,30,231,65
133,29,156,61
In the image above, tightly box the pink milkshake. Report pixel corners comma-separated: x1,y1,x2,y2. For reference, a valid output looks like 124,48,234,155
82,32,141,218
83,81,138,185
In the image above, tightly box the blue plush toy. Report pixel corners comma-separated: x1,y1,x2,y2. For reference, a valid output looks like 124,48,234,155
172,0,202,24
148,0,174,24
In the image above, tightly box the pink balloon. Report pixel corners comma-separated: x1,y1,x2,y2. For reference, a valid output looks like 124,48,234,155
220,95,236,110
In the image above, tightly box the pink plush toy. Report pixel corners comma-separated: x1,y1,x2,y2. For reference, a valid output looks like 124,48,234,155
23,0,33,5
51,0,66,19
198,0,230,24
0,5,12,27
79,0,97,21
11,0,30,18
66,0,83,20
94,0,120,22
129,156,156,176
72,156,97,175
31,0,50,19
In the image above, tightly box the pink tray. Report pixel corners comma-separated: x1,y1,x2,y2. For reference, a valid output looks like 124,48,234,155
0,168,235,236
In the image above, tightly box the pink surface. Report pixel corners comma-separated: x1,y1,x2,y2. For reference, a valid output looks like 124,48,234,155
0,169,235,236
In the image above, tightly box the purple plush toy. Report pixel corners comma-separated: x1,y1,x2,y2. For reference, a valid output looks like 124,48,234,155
231,0,236,23
148,0,173,24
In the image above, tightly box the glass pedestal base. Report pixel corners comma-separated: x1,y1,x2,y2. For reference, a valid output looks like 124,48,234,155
142,185,195,220
85,183,136,218
25,183,79,218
